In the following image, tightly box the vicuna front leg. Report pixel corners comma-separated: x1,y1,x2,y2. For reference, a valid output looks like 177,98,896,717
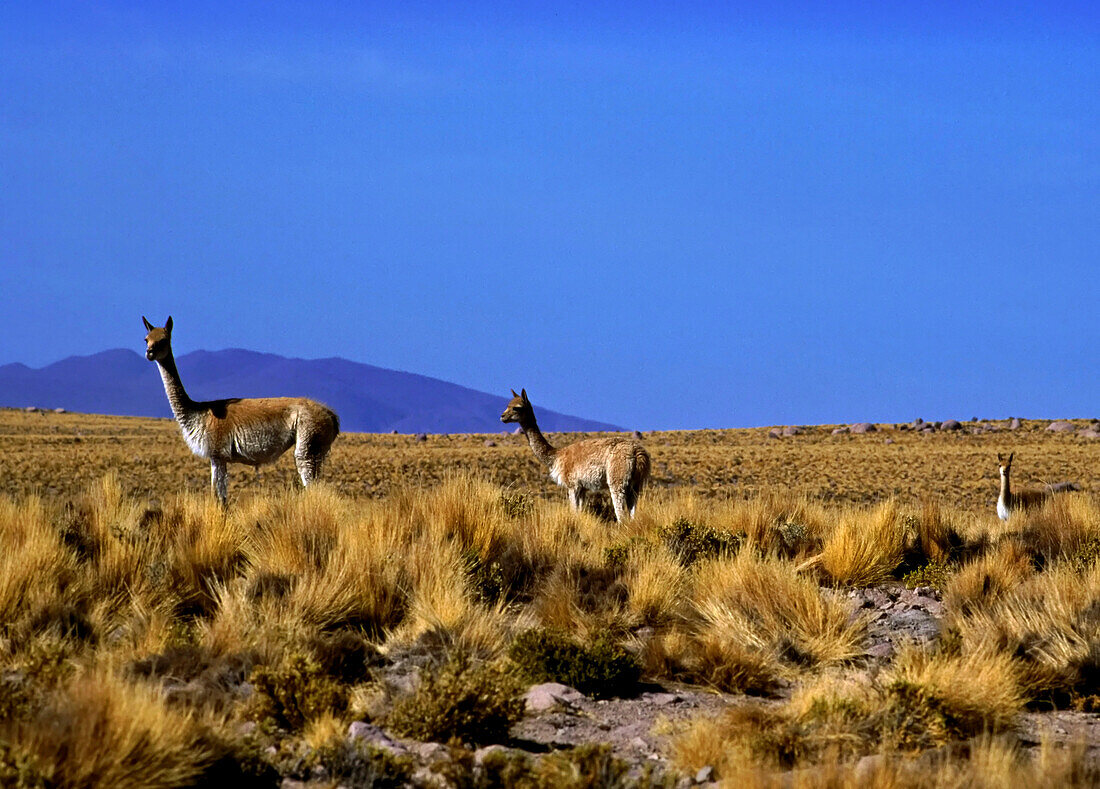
210,460,228,505
568,487,587,512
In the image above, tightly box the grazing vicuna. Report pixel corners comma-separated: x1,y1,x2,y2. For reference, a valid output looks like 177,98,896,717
143,316,339,504
996,452,1058,521
500,389,649,522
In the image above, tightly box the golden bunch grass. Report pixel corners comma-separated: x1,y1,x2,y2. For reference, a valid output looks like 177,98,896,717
816,501,906,586
1,670,214,788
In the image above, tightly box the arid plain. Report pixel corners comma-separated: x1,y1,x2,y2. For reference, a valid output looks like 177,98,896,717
3,407,1100,787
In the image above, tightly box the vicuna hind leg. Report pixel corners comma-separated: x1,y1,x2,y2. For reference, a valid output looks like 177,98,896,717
624,486,639,519
609,486,629,523
294,431,329,487
210,460,228,505
568,487,587,512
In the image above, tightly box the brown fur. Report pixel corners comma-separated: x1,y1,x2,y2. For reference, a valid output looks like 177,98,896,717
501,388,649,522
143,316,339,504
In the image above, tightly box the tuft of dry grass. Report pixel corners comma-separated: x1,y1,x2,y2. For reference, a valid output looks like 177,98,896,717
0,670,215,788
817,501,906,586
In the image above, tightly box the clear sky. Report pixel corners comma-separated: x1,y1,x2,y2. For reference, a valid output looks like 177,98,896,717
1,2,1097,430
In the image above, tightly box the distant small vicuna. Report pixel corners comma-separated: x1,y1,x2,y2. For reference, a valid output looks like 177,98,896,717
143,316,339,504
995,452,1077,521
501,388,649,522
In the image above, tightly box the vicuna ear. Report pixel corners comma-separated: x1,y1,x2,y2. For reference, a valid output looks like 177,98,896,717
142,316,153,331
997,453,1003,463
521,388,528,402
165,316,173,332
1008,452,1014,464
511,389,518,398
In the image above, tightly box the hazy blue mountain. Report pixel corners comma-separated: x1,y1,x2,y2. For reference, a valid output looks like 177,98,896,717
0,349,624,434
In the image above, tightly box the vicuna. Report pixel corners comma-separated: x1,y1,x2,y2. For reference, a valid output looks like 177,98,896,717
142,316,339,504
995,452,1074,521
501,388,649,522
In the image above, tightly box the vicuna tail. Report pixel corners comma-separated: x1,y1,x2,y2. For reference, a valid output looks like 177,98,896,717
630,445,650,493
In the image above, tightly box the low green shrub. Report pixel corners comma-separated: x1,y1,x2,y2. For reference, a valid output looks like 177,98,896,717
603,537,651,569
658,519,742,568
902,561,957,590
311,740,414,788
387,654,524,745
0,741,47,789
247,653,346,732
464,549,507,604
509,629,640,699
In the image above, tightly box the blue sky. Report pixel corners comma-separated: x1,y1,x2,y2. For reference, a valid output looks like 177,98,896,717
1,2,1097,429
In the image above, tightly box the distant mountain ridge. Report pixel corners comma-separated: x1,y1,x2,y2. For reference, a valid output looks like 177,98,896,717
0,349,624,434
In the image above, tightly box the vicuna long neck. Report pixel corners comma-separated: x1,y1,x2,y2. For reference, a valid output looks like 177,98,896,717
1000,470,1011,502
156,350,198,422
519,413,557,468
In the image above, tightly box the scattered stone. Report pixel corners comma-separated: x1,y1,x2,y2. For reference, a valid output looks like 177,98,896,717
940,419,962,431
855,755,885,783
1048,481,1081,493
53,407,66,414
412,741,448,762
884,439,894,445
1009,417,1022,429
513,427,523,435
1078,429,1100,439
695,765,714,783
633,430,644,440
24,406,38,413
782,425,802,436
767,428,781,439
347,721,408,756
849,422,876,434
483,440,497,447
1047,420,1076,433
390,429,398,434
474,745,508,764
913,417,924,426
832,426,849,435
524,682,587,713
866,642,895,659
645,692,681,706
414,433,428,442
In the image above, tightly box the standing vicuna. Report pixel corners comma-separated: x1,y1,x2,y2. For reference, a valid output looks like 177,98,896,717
994,452,1080,520
501,389,649,522
143,316,339,505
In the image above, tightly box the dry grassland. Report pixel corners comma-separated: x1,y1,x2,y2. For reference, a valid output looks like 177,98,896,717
2,409,1097,510
1,408,1100,787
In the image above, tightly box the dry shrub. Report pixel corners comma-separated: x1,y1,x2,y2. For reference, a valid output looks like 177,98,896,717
817,501,906,586
910,499,965,565
248,652,347,732
950,563,1100,702
622,547,689,628
386,653,524,745
943,538,1035,617
693,554,866,667
648,554,863,693
0,497,72,629
0,671,214,788
884,645,1023,737
1021,494,1100,565
528,560,630,638
509,628,641,699
673,647,1021,778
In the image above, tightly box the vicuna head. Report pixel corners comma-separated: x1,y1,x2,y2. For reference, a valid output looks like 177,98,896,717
501,388,532,425
143,316,173,362
997,452,1014,478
